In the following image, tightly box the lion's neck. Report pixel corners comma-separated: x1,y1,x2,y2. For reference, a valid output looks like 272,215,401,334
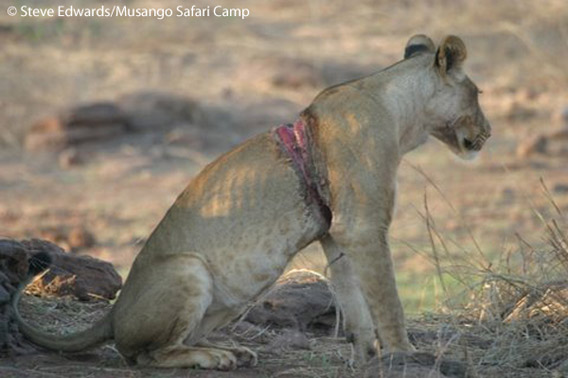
366,60,437,155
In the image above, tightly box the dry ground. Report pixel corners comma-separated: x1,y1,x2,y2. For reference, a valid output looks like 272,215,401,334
0,294,555,378
1,0,568,376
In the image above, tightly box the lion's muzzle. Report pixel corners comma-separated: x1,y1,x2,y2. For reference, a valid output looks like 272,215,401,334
464,128,490,151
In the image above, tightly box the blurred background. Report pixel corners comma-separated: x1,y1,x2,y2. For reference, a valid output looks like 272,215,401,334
1,0,568,313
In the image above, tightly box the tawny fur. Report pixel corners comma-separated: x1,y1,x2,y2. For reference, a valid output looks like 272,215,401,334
14,34,491,370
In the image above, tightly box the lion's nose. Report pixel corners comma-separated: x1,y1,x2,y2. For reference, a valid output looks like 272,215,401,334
469,131,490,151
464,138,474,150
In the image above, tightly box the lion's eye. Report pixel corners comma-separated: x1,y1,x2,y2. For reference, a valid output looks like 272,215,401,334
477,89,483,94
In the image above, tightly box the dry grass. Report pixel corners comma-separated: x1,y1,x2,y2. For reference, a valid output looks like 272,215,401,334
408,173,568,376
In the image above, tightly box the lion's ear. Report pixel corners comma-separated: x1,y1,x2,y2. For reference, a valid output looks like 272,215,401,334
404,34,435,59
435,35,467,75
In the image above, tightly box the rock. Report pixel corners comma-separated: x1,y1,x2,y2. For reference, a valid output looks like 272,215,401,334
21,239,121,301
116,91,207,131
24,92,210,153
0,239,36,353
25,102,129,152
64,102,126,126
0,285,10,304
0,240,29,286
245,270,339,336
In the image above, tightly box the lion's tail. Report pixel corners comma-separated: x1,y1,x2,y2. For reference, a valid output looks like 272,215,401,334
12,252,114,352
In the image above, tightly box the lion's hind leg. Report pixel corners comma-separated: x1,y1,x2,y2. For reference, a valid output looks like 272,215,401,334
115,254,240,370
184,306,258,367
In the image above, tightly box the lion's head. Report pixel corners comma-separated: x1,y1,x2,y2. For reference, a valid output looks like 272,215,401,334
405,34,492,159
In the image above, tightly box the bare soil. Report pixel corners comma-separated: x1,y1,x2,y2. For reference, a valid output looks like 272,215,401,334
0,292,548,377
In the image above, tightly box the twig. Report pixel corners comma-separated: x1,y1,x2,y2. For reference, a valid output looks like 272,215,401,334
424,191,448,295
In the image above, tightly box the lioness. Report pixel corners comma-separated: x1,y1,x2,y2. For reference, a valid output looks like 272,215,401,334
14,34,490,370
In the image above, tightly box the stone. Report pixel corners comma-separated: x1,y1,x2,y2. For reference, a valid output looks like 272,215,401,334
25,102,129,152
245,270,339,336
116,91,207,131
21,239,121,301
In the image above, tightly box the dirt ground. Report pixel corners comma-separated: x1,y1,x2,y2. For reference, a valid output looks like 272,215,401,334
1,0,568,376
0,290,553,378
